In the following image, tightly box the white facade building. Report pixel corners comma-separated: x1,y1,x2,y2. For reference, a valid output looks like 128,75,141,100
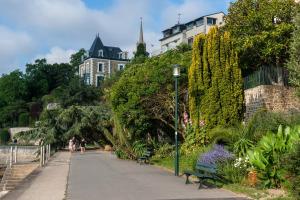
154,12,225,55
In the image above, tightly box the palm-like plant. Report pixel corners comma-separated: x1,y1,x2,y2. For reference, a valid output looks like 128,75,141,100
247,125,300,188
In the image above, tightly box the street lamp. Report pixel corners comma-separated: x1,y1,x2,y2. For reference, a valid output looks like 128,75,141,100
173,64,180,176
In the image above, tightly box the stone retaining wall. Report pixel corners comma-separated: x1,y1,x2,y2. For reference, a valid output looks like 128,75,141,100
244,85,300,121
0,146,39,164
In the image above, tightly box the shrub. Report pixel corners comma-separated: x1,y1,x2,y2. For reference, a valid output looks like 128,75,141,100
0,128,10,144
114,148,129,159
283,142,300,199
247,125,299,188
18,112,29,127
246,110,288,142
132,140,147,157
233,138,254,157
152,143,174,160
208,126,241,146
200,145,233,165
218,159,248,184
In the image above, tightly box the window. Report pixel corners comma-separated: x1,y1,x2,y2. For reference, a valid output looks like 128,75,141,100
186,23,194,30
207,18,216,25
195,18,204,26
98,49,103,57
98,63,104,72
173,26,180,34
118,53,122,59
85,63,90,72
96,75,104,87
188,37,194,46
118,64,125,71
163,30,171,38
83,73,90,85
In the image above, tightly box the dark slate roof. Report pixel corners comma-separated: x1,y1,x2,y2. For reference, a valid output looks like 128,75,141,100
88,35,125,60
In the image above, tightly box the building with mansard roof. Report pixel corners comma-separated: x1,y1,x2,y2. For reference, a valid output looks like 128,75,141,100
79,34,129,87
152,12,225,56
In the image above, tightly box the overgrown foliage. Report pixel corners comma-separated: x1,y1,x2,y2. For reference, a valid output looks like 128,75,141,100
225,0,299,71
286,13,300,96
109,47,191,157
283,142,300,198
16,105,111,148
0,128,10,144
188,26,244,132
247,125,300,188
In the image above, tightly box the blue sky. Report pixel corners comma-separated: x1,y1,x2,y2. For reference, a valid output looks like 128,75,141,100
0,0,233,74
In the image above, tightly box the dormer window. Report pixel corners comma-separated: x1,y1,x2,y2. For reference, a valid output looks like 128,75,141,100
186,23,194,30
98,49,103,57
173,26,180,34
196,18,204,26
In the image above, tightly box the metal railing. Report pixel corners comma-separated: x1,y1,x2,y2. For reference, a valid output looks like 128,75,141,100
0,144,51,191
244,66,289,90
0,144,51,167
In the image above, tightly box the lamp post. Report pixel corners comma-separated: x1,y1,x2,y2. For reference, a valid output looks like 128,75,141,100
173,64,180,176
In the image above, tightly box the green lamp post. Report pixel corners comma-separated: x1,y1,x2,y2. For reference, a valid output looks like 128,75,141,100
173,64,180,176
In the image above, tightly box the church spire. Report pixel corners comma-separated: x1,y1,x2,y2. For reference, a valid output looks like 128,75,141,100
137,17,145,47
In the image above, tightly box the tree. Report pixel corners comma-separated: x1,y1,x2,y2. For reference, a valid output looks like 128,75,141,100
110,47,191,145
189,27,244,131
16,105,111,147
132,43,149,64
0,70,27,104
44,77,102,108
0,71,28,127
70,48,86,72
286,13,300,96
225,0,298,72
25,59,75,99
135,43,149,58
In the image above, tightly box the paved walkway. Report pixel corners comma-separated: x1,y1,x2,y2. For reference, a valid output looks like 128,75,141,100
67,151,247,200
2,152,70,200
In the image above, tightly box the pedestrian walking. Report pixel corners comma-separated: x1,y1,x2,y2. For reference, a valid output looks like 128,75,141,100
80,138,86,154
72,137,76,152
69,139,74,153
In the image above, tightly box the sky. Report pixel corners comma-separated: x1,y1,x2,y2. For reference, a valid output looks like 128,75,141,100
0,0,233,74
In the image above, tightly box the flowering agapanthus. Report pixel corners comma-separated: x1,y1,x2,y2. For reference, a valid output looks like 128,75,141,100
200,145,233,164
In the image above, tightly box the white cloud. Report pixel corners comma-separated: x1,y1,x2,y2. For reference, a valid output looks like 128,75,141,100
0,25,33,74
34,47,76,64
0,0,154,49
0,0,230,73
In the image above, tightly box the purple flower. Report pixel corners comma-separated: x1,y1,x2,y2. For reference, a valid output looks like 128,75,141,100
200,145,233,164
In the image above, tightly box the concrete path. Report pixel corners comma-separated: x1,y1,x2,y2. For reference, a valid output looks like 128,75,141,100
2,152,70,200
67,151,247,200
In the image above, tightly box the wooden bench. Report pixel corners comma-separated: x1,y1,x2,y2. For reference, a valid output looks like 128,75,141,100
183,161,225,189
137,149,152,164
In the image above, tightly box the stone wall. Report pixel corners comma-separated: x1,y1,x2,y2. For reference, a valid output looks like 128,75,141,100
244,85,300,121
9,127,34,140
0,146,39,164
